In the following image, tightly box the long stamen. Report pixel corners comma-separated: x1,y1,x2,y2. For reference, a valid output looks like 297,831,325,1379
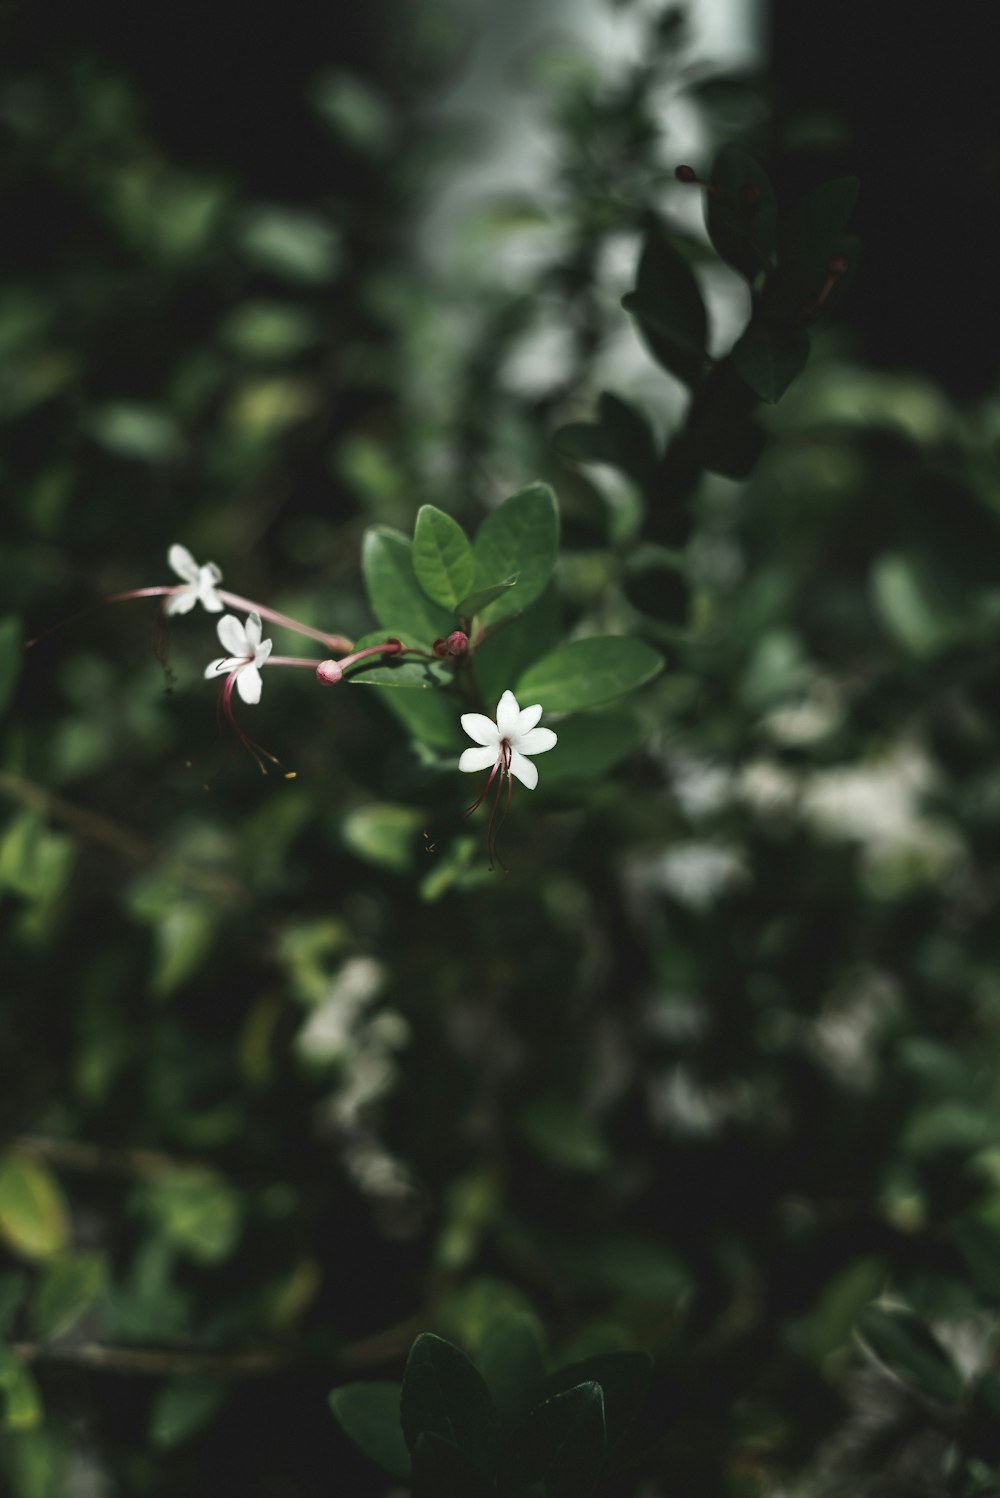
216,671,294,778
485,742,513,872
25,587,179,649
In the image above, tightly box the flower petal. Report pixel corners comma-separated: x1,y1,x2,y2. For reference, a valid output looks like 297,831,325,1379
205,656,236,679
216,613,248,658
459,745,498,774
461,712,500,747
244,611,263,652
197,566,224,610
496,690,520,739
516,702,543,735
254,637,273,668
235,664,263,705
165,587,197,616
518,726,557,757
168,544,199,584
508,750,538,789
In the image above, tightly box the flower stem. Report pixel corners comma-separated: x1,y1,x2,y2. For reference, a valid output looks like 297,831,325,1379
218,592,353,653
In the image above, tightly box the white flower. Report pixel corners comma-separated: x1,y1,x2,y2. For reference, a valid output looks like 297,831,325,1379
204,611,273,704
459,689,557,791
166,543,224,615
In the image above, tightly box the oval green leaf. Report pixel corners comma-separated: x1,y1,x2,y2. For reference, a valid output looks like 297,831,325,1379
857,1304,964,1405
330,1381,412,1480
29,1252,106,1342
362,527,454,647
472,485,559,626
413,506,475,611
499,1381,605,1498
401,1333,500,1475
516,638,664,713
0,1153,70,1263
731,325,810,404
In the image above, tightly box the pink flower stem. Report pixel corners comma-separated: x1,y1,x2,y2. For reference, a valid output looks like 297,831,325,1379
267,656,327,668
217,592,353,653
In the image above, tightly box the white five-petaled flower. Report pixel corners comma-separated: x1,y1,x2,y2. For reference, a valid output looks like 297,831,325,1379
460,690,557,790
205,612,273,704
166,543,224,615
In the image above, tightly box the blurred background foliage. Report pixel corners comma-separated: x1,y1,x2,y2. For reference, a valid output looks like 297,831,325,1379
4,1,1000,1495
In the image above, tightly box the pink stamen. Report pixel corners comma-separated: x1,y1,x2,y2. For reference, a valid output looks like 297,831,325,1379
465,740,514,871
215,671,289,777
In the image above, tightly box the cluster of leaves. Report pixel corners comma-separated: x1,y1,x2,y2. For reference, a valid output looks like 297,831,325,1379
7,4,1000,1498
332,1329,651,1498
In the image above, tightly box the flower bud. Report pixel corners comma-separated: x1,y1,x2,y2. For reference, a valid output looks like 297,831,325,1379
316,659,344,684
444,630,469,660
675,164,698,183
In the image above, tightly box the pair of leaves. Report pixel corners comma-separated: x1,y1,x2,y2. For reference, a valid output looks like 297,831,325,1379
554,392,658,492
330,1331,652,1498
363,485,559,651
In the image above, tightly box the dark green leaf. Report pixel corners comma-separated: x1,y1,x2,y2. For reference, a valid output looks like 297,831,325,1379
329,1381,412,1480
472,485,559,626
517,1096,612,1173
516,637,664,713
413,506,476,611
477,1313,548,1427
149,1379,228,1450
455,577,519,619
539,709,646,786
499,1381,606,1498
0,1344,42,1430
953,1217,1000,1301
0,1152,70,1263
540,1353,652,1451
362,527,454,647
705,146,778,280
624,223,707,387
29,1252,106,1342
731,325,810,404
412,1432,495,1498
401,1333,500,1475
857,1304,964,1405
472,587,562,708
597,392,658,485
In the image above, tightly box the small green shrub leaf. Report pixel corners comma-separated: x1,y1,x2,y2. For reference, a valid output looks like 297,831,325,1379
472,485,559,626
413,506,476,611
516,637,664,713
401,1333,500,1475
329,1381,412,1480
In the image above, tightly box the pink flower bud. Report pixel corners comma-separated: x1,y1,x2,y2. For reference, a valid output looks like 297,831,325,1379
445,630,469,660
316,659,344,685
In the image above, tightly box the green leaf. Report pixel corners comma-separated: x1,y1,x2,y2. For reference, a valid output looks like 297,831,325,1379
29,1253,106,1342
341,804,423,874
455,577,519,619
472,485,559,626
362,527,454,647
499,1381,605,1498
0,1273,26,1337
377,682,466,752
413,506,476,611
541,709,645,786
412,1432,495,1498
624,223,707,387
141,1170,242,1265
597,392,658,486
871,554,953,659
0,1154,70,1263
344,637,453,690
0,616,23,717
477,1313,548,1427
731,325,810,404
541,1353,651,1452
149,1379,229,1450
472,588,562,708
87,403,183,463
518,1097,612,1173
516,637,664,713
401,1333,500,1476
0,1345,42,1430
705,146,778,280
857,1304,964,1405
329,1381,412,1480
